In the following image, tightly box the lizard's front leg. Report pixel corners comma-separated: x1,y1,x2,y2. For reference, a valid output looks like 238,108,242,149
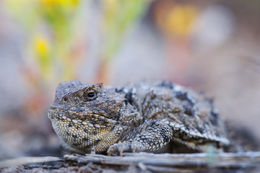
107,119,173,155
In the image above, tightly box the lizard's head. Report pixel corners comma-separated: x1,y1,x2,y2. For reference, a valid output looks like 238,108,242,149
48,80,127,153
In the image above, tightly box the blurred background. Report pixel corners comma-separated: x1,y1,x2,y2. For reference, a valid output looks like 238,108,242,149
0,0,259,159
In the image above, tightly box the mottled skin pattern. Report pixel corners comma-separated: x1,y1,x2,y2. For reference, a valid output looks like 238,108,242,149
48,80,230,155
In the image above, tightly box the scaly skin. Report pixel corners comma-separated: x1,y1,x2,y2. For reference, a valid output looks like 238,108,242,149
48,80,230,155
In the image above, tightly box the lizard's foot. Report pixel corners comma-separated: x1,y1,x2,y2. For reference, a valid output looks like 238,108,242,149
107,142,138,156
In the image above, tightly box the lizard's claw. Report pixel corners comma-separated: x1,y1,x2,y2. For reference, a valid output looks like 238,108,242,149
107,142,131,156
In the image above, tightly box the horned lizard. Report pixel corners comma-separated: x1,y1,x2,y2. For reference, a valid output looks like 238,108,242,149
48,80,230,155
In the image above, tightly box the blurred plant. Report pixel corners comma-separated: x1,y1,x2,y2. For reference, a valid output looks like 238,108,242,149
4,0,150,115
34,35,52,81
97,0,150,83
4,0,83,115
6,0,82,82
5,0,150,83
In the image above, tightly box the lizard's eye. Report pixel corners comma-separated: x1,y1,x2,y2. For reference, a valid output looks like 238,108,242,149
63,96,68,102
85,90,97,101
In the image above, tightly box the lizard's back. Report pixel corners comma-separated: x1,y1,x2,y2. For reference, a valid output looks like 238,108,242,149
120,81,229,151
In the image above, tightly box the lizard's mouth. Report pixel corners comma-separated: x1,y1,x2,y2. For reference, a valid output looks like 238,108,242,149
48,106,117,124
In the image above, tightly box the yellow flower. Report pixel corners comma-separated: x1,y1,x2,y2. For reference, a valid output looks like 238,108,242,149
168,5,197,36
34,36,50,57
41,0,61,6
40,0,79,7
71,0,79,6
156,4,198,37
33,35,53,81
